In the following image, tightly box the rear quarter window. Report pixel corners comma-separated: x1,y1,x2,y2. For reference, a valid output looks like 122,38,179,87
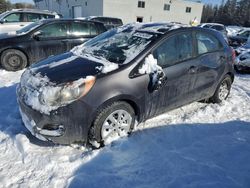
196,32,223,55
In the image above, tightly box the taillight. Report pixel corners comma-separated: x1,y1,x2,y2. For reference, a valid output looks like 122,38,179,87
231,48,236,63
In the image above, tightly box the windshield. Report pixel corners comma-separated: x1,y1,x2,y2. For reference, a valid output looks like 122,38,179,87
72,24,158,64
16,21,42,34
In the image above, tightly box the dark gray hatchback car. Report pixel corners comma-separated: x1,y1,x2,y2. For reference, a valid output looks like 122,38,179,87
17,23,235,147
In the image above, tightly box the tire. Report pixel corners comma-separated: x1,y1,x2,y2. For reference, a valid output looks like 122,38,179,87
1,49,28,71
210,75,232,103
89,102,135,147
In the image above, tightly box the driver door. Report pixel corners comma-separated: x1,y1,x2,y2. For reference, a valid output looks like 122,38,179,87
144,31,199,117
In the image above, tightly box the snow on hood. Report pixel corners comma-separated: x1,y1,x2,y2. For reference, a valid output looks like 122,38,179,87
71,47,119,74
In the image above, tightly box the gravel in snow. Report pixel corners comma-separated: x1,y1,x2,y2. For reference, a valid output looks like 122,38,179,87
0,69,250,188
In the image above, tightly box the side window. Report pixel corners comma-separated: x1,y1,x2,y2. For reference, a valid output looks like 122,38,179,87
39,23,68,38
4,13,22,22
196,32,222,55
153,33,193,67
26,13,40,22
89,23,98,36
69,22,90,36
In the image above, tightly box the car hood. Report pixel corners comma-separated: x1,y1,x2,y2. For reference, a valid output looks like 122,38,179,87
30,52,104,84
0,31,21,39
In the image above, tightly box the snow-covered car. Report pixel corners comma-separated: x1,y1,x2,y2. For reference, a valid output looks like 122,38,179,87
235,51,250,72
17,23,235,147
0,9,61,34
0,19,106,71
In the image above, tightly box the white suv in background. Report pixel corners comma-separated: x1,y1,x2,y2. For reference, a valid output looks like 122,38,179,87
0,9,61,34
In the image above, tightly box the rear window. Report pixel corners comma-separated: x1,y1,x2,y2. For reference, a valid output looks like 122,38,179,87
196,32,223,55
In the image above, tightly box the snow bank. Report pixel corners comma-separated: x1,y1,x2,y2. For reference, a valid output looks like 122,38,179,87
1,69,250,187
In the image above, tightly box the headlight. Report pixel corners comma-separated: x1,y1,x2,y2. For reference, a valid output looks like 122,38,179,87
39,76,96,107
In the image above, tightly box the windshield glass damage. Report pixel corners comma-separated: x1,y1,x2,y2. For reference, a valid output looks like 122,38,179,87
72,24,159,65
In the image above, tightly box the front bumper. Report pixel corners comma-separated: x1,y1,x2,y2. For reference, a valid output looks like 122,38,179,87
17,91,94,145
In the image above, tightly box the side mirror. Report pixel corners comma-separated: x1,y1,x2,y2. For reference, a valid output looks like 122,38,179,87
33,31,42,40
0,20,5,24
149,70,167,92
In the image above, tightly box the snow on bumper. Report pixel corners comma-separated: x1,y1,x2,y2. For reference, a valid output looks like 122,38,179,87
19,107,48,141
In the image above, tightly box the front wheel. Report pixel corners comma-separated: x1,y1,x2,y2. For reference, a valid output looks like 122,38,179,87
210,75,232,103
89,102,135,148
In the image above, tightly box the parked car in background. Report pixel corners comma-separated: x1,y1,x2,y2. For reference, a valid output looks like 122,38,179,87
228,28,250,48
0,9,61,34
235,51,250,73
226,25,243,37
0,19,106,71
78,16,123,30
198,23,228,41
17,23,235,146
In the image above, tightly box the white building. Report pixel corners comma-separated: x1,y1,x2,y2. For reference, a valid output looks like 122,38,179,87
34,0,203,25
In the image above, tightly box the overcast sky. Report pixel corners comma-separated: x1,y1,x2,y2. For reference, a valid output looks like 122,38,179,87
10,0,223,5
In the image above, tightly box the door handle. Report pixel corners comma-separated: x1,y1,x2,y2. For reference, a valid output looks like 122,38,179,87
61,39,69,43
188,66,198,74
220,56,226,60
20,24,24,26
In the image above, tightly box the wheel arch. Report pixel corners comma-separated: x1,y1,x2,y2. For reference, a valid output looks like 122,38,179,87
226,71,234,83
87,95,142,142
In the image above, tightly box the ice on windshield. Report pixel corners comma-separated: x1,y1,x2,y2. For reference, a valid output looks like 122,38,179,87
71,23,158,71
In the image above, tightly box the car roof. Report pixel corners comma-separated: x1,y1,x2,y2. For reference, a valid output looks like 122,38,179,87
87,16,122,21
37,18,104,25
129,22,189,35
7,9,59,15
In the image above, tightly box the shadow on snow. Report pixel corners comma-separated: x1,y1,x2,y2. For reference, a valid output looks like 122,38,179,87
69,121,250,188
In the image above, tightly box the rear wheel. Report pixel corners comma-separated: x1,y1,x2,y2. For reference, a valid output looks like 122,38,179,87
89,102,135,148
210,75,232,103
1,49,28,71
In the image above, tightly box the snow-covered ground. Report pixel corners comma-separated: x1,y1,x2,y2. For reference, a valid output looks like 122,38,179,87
0,69,250,188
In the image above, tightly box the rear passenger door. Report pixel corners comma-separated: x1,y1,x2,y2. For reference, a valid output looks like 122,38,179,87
67,21,99,50
194,31,226,100
145,31,199,117
29,22,70,63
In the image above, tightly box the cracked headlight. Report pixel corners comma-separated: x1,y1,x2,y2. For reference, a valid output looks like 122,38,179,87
39,76,96,106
